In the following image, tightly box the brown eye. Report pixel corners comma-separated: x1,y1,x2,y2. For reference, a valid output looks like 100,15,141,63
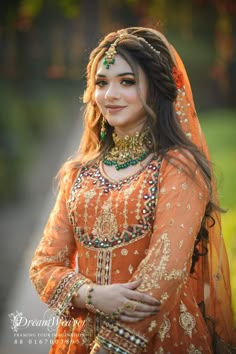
95,80,107,87
121,79,136,86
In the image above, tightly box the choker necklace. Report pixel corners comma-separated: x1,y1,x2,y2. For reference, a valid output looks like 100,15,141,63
102,127,153,170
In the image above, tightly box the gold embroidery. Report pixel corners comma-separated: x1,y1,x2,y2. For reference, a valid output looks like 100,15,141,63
92,197,118,242
84,190,97,230
121,249,128,256
80,313,94,348
179,301,196,338
97,250,112,285
135,174,146,221
32,245,70,268
158,314,171,342
33,278,45,294
160,292,169,303
187,344,202,354
85,190,97,200
128,264,134,274
137,232,171,291
148,320,157,332
188,227,193,235
94,189,104,218
123,184,135,228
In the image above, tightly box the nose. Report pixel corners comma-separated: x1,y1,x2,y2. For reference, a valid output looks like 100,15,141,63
104,82,120,100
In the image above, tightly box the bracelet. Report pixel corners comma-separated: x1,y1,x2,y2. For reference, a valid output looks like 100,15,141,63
85,284,97,314
85,283,121,320
61,279,89,317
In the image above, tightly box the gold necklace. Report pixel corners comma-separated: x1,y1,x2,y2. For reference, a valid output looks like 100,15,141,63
102,127,153,170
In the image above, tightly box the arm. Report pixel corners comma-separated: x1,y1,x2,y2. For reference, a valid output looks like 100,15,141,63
30,167,159,320
29,169,89,317
95,151,209,353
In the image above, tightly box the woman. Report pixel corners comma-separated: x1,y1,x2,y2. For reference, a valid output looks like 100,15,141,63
29,27,236,353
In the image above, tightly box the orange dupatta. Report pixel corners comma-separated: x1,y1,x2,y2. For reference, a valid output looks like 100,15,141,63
171,45,236,352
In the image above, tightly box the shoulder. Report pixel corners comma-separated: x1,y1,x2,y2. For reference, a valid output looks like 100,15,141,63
160,148,208,193
161,148,197,173
57,161,82,196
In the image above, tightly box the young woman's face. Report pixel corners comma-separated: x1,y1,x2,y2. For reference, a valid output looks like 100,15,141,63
94,55,148,136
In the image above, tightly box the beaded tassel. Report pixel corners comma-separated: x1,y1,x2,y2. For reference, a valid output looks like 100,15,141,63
100,117,106,141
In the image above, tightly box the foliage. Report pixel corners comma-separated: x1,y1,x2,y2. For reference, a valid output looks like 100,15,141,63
0,80,81,202
200,109,236,323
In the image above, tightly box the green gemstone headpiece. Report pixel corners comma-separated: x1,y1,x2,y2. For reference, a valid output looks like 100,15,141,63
103,31,129,69
103,30,160,70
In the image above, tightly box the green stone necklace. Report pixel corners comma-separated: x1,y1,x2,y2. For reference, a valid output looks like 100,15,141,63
102,127,153,170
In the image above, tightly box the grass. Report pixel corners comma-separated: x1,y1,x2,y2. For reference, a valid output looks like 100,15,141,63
199,109,236,323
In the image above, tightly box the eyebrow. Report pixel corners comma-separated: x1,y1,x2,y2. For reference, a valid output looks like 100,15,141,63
96,72,135,78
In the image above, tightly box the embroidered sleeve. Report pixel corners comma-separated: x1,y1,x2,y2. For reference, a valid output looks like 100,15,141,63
96,150,209,353
29,169,88,317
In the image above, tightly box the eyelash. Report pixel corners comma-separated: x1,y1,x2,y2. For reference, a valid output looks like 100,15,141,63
95,79,136,87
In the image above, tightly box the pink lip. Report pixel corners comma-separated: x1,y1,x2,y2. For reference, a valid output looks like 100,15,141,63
105,105,126,113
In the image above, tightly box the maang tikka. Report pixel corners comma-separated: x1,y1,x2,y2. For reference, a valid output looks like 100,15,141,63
103,30,160,70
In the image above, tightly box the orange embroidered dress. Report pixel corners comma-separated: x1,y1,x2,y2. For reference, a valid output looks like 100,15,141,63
30,149,214,354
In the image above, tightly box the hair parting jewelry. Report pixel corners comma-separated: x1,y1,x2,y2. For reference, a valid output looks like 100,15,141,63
103,30,160,69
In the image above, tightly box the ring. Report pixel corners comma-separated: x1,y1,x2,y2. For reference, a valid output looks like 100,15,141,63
122,301,138,312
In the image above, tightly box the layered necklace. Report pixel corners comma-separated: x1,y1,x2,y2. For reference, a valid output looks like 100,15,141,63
102,127,153,170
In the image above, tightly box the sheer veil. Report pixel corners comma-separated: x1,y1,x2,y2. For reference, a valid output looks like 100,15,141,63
170,44,236,352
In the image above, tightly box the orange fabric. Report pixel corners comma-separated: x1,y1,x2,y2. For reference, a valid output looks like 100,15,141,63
29,41,236,354
172,46,236,350
31,152,212,353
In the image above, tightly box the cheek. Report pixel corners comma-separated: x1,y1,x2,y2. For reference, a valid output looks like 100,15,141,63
94,90,104,107
125,89,140,104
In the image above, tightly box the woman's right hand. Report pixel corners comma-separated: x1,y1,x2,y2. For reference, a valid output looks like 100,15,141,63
74,278,160,322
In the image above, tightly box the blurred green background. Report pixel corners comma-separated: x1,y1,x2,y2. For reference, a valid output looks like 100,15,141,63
0,0,235,322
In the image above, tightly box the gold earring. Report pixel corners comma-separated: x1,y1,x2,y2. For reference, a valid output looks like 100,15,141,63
100,116,107,141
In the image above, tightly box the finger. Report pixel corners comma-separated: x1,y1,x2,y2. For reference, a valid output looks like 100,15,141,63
122,278,142,290
134,303,160,313
119,315,144,323
127,290,160,306
122,311,158,318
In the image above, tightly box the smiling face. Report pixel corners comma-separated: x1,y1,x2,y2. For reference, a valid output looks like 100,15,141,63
94,55,148,136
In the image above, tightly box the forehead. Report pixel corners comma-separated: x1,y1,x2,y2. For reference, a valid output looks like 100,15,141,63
96,54,133,76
